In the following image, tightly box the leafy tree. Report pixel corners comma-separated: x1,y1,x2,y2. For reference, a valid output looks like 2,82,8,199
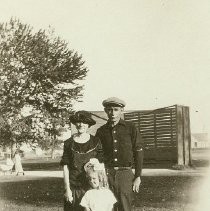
0,18,88,153
30,112,69,158
0,114,33,155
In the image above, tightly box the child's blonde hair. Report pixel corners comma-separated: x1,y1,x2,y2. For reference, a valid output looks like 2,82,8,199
84,158,109,188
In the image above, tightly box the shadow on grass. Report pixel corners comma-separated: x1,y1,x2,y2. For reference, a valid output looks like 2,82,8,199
143,159,209,169
22,162,62,171
0,176,203,209
135,176,202,209
191,159,209,168
21,157,62,171
0,177,64,207
22,160,208,171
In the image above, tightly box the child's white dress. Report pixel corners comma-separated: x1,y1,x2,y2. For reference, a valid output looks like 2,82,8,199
80,188,117,211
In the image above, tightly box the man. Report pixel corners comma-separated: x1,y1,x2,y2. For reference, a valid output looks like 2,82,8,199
96,97,144,211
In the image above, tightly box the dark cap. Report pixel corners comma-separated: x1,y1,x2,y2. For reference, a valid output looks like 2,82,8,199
102,97,126,108
69,110,96,126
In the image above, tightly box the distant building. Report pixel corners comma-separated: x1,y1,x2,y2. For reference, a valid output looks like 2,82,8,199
0,146,10,158
191,133,210,148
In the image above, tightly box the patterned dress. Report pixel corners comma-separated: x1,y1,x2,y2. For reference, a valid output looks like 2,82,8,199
60,135,102,211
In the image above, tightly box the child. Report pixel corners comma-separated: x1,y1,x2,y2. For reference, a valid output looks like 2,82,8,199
80,158,117,211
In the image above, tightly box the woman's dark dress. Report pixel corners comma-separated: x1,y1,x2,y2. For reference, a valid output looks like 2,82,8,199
60,135,102,211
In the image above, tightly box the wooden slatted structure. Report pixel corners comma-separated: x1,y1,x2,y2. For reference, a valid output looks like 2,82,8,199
124,105,192,166
71,105,191,167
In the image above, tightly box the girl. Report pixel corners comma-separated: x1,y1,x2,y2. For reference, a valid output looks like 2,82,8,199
80,158,117,211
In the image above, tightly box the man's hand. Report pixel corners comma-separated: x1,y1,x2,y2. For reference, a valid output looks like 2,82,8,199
64,188,73,203
132,176,141,193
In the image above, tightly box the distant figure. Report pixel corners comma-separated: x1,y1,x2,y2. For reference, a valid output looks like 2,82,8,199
80,158,117,211
13,150,24,176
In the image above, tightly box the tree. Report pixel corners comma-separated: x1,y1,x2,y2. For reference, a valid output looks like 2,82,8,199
0,18,88,151
30,111,69,158
0,114,33,155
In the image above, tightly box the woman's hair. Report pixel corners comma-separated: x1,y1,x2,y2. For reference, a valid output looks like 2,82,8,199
84,159,109,188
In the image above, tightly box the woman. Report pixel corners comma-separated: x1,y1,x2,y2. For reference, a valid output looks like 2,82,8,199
60,110,102,211
13,150,24,176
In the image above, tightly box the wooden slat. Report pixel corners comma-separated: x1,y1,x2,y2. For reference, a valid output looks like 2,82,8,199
124,113,139,117
139,115,155,119
143,137,155,141
143,134,155,138
156,145,176,148
156,119,176,123
156,139,176,143
124,117,139,121
155,115,171,119
156,135,175,139
155,129,175,134
157,143,175,147
156,121,176,126
144,141,155,144
155,124,174,127
156,135,176,139
155,112,171,116
156,143,176,147
156,113,176,116
140,125,155,129
156,141,176,145
156,133,177,137
140,129,155,133
144,139,155,143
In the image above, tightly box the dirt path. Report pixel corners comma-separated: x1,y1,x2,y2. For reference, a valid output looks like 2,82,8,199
0,167,208,182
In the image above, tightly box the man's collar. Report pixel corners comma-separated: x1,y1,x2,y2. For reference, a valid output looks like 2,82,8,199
106,119,126,128
118,119,126,125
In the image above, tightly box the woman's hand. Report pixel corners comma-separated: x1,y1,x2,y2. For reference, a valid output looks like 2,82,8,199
64,188,73,203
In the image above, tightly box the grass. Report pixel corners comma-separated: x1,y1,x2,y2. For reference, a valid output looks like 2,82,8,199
0,148,209,211
0,177,63,210
0,174,204,211
134,176,202,210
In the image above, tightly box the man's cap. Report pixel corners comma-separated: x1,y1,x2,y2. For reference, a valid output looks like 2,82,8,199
69,110,96,126
102,97,126,108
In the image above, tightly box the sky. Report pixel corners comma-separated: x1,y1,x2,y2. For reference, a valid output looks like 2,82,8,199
1,0,210,134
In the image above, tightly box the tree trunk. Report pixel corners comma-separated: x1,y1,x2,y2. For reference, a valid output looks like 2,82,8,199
50,134,57,159
51,145,55,159
10,139,16,159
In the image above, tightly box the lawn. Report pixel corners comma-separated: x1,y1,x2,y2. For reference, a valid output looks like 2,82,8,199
0,148,209,211
0,174,204,211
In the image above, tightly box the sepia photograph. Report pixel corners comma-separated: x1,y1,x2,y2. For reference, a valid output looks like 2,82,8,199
0,0,210,210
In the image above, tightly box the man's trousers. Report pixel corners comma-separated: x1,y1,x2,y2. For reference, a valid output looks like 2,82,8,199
107,168,134,211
